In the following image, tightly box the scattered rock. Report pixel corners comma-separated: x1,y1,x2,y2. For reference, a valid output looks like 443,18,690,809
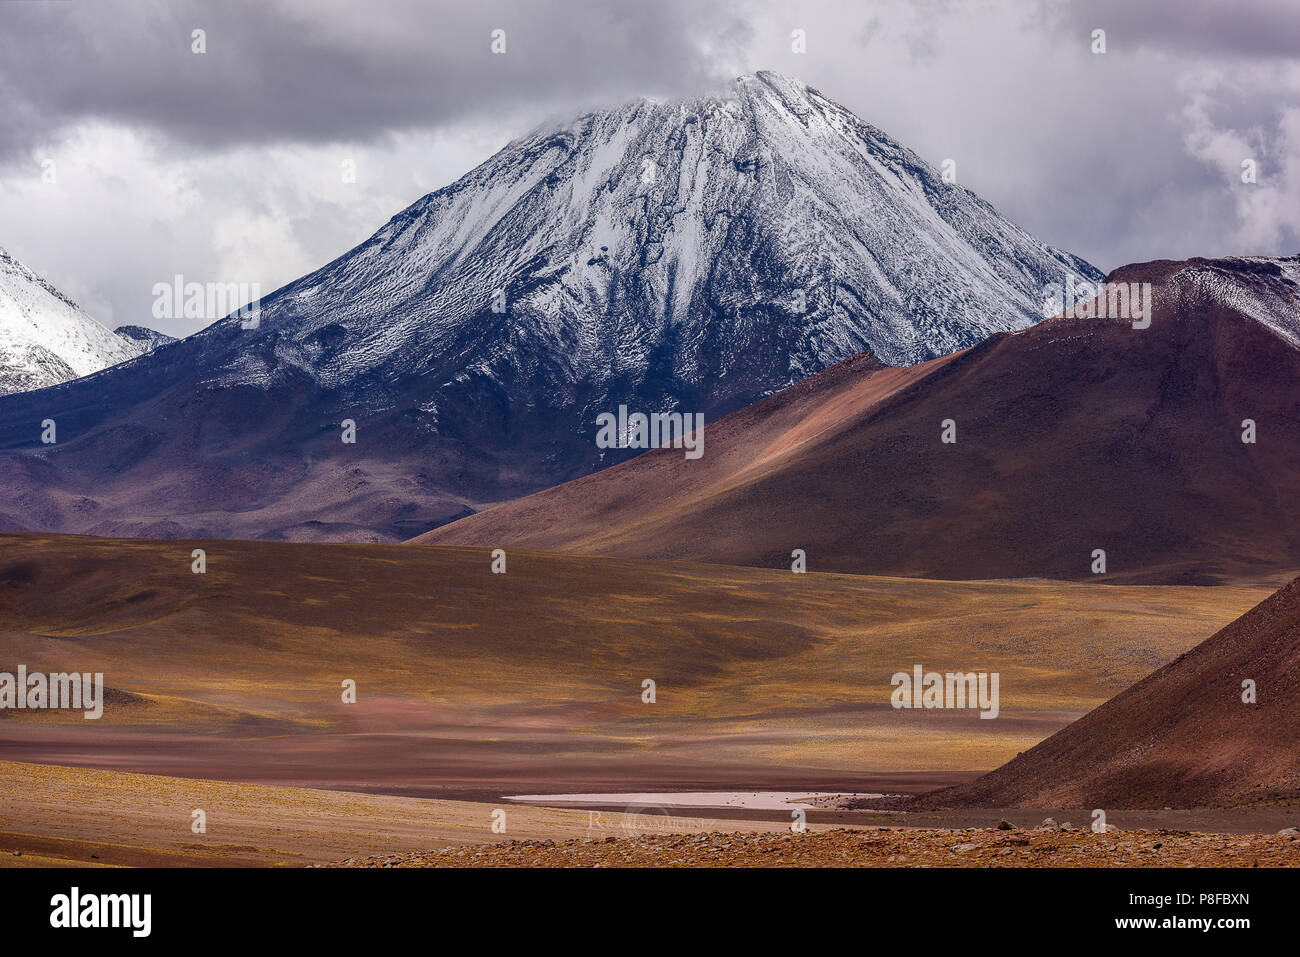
317,823,1300,868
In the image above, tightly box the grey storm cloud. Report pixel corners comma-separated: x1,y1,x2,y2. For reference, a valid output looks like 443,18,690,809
1053,0,1300,58
2,0,1296,155
0,0,745,157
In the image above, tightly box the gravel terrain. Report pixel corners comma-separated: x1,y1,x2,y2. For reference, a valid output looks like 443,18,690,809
325,821,1300,868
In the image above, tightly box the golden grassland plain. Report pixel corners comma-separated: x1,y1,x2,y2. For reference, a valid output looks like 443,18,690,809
0,533,1273,794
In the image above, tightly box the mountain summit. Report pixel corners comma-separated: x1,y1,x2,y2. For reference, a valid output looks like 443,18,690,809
0,248,157,396
0,72,1099,541
212,70,1099,390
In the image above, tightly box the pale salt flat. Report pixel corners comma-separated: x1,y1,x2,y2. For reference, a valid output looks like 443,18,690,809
503,791,882,811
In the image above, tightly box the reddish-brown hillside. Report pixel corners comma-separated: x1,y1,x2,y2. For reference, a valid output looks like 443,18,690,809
913,573,1300,809
418,256,1300,584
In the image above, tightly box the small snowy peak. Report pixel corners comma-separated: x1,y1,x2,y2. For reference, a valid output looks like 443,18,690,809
0,248,140,396
114,324,178,355
1168,255,1300,349
1107,254,1300,349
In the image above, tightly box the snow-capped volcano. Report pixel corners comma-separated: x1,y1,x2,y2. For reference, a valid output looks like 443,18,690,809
0,248,158,395
208,71,1099,396
0,72,1101,541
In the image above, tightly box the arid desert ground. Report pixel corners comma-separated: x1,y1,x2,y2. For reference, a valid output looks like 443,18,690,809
2,532,1292,867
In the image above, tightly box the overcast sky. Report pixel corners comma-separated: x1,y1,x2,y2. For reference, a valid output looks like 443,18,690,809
1,0,1297,336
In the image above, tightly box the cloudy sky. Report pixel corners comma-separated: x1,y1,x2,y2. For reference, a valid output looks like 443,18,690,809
1,0,1297,336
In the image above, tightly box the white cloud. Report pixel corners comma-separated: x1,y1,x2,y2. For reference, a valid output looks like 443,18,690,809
0,121,511,336
1181,63,1300,253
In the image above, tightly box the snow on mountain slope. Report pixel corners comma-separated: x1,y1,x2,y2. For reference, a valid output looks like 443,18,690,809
208,71,1100,402
1165,254,1300,348
0,247,143,396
